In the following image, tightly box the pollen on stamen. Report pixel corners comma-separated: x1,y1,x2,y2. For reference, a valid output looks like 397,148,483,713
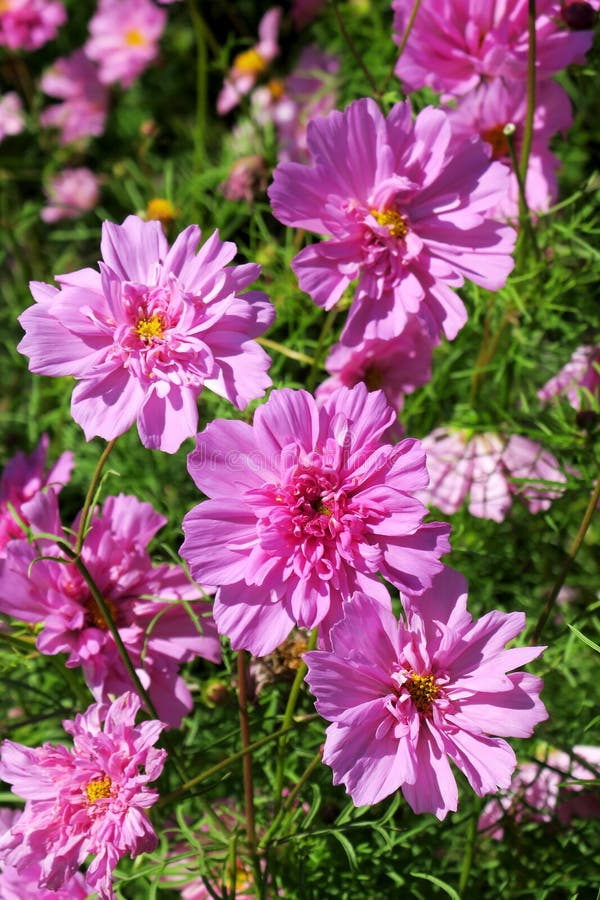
125,29,146,47
85,774,112,804
233,48,266,75
370,208,409,239
135,314,164,343
406,673,439,713
480,125,510,161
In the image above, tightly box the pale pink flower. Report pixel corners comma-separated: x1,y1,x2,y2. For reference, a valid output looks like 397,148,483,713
220,154,269,203
217,7,281,115
0,692,166,900
40,49,108,144
305,567,547,819
0,0,65,51
446,78,572,219
268,98,516,347
538,343,600,409
419,428,567,521
41,166,101,223
0,433,72,557
392,0,597,97
479,746,600,838
85,0,166,89
0,491,221,727
181,383,450,657
0,91,24,140
18,215,274,452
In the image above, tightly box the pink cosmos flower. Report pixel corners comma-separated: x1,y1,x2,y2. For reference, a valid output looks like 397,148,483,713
392,0,597,97
0,808,89,899
0,91,24,141
479,745,600,838
41,166,101,223
419,428,567,521
40,50,109,144
180,383,450,656
446,78,572,219
0,490,221,727
0,692,166,900
268,98,516,347
217,7,281,115
0,433,73,556
84,0,166,89
17,215,274,453
304,567,547,819
538,343,600,409
0,0,65,51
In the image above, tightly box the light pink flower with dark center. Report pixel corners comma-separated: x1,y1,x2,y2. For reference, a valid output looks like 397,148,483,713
268,98,516,347
0,490,221,727
304,567,547,819
217,7,281,115
17,215,274,452
41,167,100,223
181,383,450,656
0,693,166,900
538,343,600,410
85,0,166,88
0,0,66,51
40,50,108,144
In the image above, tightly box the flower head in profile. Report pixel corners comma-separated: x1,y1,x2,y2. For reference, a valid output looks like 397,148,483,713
40,50,108,145
268,98,515,346
0,433,72,556
41,167,100,223
0,693,166,900
538,343,600,410
85,0,166,88
18,215,274,452
0,0,66,51
181,383,450,656
304,567,547,819
217,7,281,115
0,92,25,141
0,491,221,726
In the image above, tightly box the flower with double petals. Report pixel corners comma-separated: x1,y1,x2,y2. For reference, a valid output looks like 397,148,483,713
0,693,166,900
0,0,66,51
18,215,274,452
268,98,515,346
181,383,450,656
305,567,547,819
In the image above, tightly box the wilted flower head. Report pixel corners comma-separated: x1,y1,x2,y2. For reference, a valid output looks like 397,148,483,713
538,344,600,410
181,383,450,656
0,0,66,51
18,215,274,452
0,490,221,726
0,693,166,900
419,428,567,521
40,50,109,144
217,7,281,115
305,567,547,819
0,92,25,141
85,0,166,88
41,166,100,223
269,98,515,346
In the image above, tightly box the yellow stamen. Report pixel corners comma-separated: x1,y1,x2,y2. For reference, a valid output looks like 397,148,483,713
268,78,285,100
146,197,178,226
406,673,439,713
135,314,164,343
233,48,266,75
125,29,146,47
481,125,510,160
85,594,118,631
86,775,112,804
370,208,408,239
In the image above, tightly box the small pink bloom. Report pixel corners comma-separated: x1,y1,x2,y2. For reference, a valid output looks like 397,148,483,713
268,98,516,346
420,428,567,521
18,215,274,452
217,7,281,115
41,166,101,223
392,0,597,97
0,491,221,727
0,433,72,557
0,91,24,140
181,383,450,656
40,49,109,144
0,693,166,899
85,0,166,89
538,343,600,409
220,154,269,203
0,0,66,51
305,567,547,819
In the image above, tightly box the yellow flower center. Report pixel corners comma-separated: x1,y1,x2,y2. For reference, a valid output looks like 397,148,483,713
268,78,285,100
125,29,146,47
135,314,164,343
370,208,408,239
86,775,112,804
146,197,177,225
233,48,267,75
84,593,118,631
406,673,439,713
480,125,510,160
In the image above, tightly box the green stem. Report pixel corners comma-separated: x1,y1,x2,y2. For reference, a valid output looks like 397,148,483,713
382,0,421,95
307,309,338,393
75,439,117,555
458,805,479,896
505,126,539,263
519,0,537,186
189,0,208,173
237,651,257,856
332,0,380,99
260,746,322,849
258,337,316,367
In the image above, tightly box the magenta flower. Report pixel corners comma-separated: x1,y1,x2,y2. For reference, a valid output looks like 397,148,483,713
0,0,66,51
0,490,221,727
0,693,166,899
538,343,600,410
304,567,547,819
0,433,72,557
0,91,25,141
419,428,567,521
40,50,109,145
181,383,450,656
41,166,100,223
84,0,166,88
392,0,596,97
18,215,274,452
268,98,516,346
217,7,281,115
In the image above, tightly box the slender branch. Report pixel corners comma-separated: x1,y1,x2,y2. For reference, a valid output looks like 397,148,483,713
382,0,421,95
260,746,322,849
332,0,380,99
519,0,537,185
505,125,539,262
74,439,117,555
237,651,257,856
458,805,480,896
258,337,316,367
188,0,208,173
307,308,338,393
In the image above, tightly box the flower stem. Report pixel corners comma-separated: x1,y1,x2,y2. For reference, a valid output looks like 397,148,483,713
458,804,480,896
188,0,209,173
307,308,338,392
382,0,421,95
332,0,380,99
74,438,117,555
260,745,322,849
258,336,316,367
237,650,257,857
